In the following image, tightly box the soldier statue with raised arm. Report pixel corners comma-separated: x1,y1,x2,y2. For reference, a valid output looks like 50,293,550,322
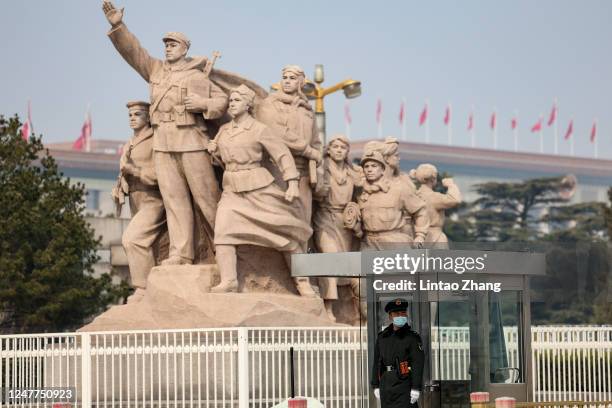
102,0,227,265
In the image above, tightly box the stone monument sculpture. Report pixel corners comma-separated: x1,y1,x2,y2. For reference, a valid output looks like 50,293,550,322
206,85,312,293
364,137,417,193
258,65,323,297
103,0,226,265
356,151,429,250
414,163,462,248
363,137,420,240
313,134,363,322
112,101,168,304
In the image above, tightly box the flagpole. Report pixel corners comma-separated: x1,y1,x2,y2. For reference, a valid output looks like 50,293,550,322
539,115,544,154
570,119,575,156
493,107,498,150
470,105,475,148
553,98,558,155
28,99,33,134
513,109,518,152
344,102,351,138
447,102,452,145
425,98,430,144
401,97,407,141
594,118,598,159
85,103,92,153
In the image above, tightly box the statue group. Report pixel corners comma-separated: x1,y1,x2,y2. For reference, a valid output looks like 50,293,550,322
105,1,462,324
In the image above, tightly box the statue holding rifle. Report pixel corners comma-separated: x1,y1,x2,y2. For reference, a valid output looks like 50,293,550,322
103,0,227,265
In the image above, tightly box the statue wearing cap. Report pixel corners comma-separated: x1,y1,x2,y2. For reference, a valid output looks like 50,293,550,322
257,65,323,297
103,1,228,265
357,151,429,250
112,101,168,303
312,134,364,322
363,138,419,240
372,298,425,408
413,163,462,248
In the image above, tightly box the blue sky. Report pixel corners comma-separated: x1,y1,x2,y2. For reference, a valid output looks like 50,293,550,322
1,0,611,159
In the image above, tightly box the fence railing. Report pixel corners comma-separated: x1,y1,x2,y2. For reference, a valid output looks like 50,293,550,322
532,326,612,403
1,326,611,407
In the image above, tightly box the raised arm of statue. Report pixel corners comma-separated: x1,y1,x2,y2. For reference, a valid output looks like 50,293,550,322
102,0,124,27
103,1,160,82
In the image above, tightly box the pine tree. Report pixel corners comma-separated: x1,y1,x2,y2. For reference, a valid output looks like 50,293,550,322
443,175,609,324
0,115,121,333
470,177,567,241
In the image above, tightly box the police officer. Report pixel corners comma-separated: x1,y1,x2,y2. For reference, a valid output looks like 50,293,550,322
372,298,424,408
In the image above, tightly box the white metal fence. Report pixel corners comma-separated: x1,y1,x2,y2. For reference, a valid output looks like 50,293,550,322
1,326,611,407
532,326,612,403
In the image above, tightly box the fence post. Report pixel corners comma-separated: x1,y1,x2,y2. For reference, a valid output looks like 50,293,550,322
238,327,249,408
80,333,92,408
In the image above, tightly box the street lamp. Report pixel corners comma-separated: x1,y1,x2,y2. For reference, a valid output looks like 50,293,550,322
270,64,362,145
305,64,361,145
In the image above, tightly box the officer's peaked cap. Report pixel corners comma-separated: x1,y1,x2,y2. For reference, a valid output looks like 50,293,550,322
385,298,409,313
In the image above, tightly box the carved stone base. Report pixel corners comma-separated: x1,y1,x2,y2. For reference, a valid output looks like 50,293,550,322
79,263,342,332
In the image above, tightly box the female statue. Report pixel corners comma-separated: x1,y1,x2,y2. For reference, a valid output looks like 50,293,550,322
207,85,312,293
313,134,363,322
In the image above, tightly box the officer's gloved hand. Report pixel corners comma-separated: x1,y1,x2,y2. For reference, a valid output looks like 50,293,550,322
410,389,420,404
373,388,380,399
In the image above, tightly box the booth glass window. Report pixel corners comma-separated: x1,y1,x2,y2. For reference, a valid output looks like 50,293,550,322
489,290,523,384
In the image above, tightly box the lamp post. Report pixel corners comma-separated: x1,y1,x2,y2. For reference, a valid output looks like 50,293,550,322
305,64,361,145
271,64,362,145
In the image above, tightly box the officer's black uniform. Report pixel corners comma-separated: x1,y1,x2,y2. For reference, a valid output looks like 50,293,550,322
371,299,425,408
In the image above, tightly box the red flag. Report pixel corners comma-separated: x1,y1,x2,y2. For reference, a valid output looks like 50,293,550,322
564,120,573,140
376,99,382,125
443,105,450,126
73,111,92,151
490,112,497,130
344,102,352,125
590,121,597,143
547,102,557,126
467,112,474,131
419,103,428,126
21,101,32,141
21,121,30,141
531,118,542,133
399,101,405,125
511,117,518,130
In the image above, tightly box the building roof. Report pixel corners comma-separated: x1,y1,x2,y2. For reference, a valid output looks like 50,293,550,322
46,138,612,185
349,140,612,184
46,139,124,179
